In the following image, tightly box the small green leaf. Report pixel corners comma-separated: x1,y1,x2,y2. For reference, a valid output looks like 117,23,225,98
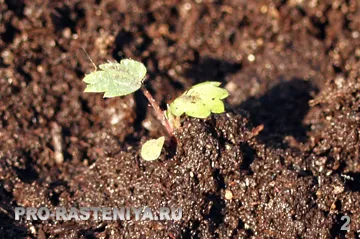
169,81,229,118
141,136,165,161
83,59,146,98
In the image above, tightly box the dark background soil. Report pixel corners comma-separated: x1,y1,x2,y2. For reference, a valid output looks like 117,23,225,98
1,0,360,238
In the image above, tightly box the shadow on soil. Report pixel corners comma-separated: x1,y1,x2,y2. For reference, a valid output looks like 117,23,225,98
344,172,360,192
0,184,28,238
184,57,242,84
239,78,318,148
0,212,28,239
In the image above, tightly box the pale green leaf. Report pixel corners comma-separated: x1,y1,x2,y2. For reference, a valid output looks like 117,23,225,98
83,59,146,98
141,136,165,161
169,81,229,118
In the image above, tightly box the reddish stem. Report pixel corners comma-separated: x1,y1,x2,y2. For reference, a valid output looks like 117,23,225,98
141,87,174,136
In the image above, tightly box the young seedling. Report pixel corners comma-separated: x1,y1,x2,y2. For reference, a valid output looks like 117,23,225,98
82,58,229,161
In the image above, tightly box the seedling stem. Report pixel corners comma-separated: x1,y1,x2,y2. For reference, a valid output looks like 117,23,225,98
141,86,174,136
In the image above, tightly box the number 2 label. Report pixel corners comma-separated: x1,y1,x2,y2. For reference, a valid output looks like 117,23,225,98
340,215,350,231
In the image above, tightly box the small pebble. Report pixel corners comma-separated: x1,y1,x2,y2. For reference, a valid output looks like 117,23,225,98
247,54,255,62
62,28,72,39
225,189,233,200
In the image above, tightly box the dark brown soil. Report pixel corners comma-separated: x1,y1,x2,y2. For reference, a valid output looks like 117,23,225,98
1,0,360,238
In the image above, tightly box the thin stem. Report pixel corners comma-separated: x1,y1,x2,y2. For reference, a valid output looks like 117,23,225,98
141,86,174,136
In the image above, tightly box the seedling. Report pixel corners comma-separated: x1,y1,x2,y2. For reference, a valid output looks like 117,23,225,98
82,58,229,161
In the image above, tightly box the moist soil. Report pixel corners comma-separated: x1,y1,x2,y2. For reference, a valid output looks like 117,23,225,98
1,0,360,238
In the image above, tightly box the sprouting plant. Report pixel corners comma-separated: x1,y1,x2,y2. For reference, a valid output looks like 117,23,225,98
83,58,229,161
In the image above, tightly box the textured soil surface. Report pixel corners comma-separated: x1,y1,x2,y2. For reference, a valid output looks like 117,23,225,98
1,0,360,238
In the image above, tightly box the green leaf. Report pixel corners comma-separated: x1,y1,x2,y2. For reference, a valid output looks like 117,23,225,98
141,136,165,161
83,59,147,98
169,81,229,118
